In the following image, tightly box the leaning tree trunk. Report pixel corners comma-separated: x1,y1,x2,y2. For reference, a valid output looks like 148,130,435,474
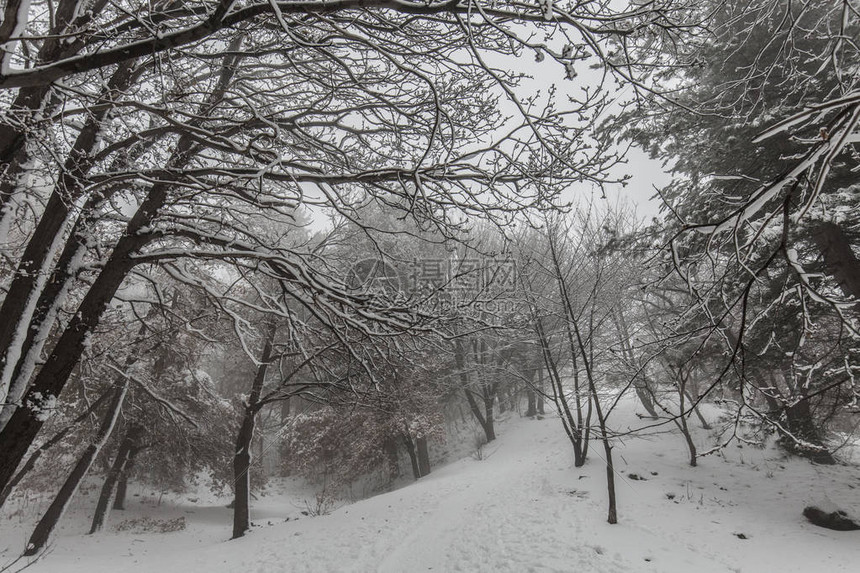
0,0,101,231
0,60,139,429
0,43,243,497
24,379,128,555
455,340,496,443
403,434,421,480
463,388,496,443
612,309,659,419
0,387,112,507
232,322,276,540
90,427,142,533
532,314,585,466
0,204,156,496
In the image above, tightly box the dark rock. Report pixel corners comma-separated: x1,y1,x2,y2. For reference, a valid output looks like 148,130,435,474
803,506,860,531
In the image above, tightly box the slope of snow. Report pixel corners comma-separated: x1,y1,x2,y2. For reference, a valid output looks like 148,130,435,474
3,398,860,572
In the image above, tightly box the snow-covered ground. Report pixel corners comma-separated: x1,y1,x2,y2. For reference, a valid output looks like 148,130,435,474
3,398,860,572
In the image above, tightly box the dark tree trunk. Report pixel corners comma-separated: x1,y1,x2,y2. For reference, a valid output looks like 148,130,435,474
683,376,711,429
232,322,276,540
536,368,545,415
279,396,291,477
603,442,618,524
0,387,112,507
562,285,615,522
403,434,421,480
455,340,496,443
613,309,659,419
464,388,496,443
633,383,660,420
676,373,697,467
112,446,139,511
812,221,860,302
232,414,255,539
0,217,154,494
783,399,836,464
0,44,242,495
481,392,496,442
0,0,95,217
533,315,585,466
416,436,431,477
768,369,835,464
90,427,142,533
525,372,537,418
589,386,617,524
382,437,399,483
24,380,128,555
0,61,139,417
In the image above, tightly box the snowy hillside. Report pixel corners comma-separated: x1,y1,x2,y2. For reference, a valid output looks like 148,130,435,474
3,399,859,573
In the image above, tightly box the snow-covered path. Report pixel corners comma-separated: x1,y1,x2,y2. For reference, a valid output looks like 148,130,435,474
5,405,860,572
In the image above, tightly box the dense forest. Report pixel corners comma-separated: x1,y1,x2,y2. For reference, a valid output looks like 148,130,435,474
0,0,858,569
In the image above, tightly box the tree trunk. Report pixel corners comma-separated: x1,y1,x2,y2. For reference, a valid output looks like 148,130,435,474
112,446,139,511
403,434,421,480
0,60,139,427
783,399,836,464
279,396,291,477
481,392,496,442
0,218,153,494
455,340,496,443
90,427,142,533
0,43,243,495
676,374,697,467
812,221,860,302
0,0,95,226
232,412,255,539
590,388,617,524
683,387,711,430
533,314,585,466
564,289,615,522
416,436,431,477
536,368,545,415
232,322,276,540
525,370,537,418
24,379,128,555
0,387,112,507
770,368,835,464
382,437,399,483
613,309,659,419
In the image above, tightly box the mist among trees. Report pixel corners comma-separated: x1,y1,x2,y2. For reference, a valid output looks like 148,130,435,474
1,0,859,568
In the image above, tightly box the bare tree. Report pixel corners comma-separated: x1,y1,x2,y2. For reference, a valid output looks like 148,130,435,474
0,0,705,499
